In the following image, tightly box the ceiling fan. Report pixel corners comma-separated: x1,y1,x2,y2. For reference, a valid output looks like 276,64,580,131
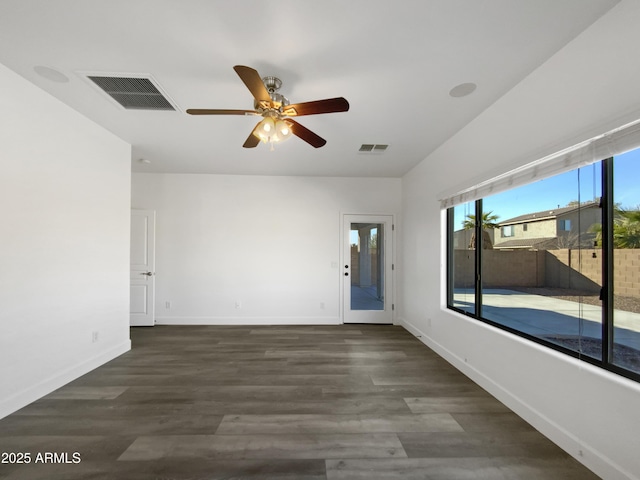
187,65,349,149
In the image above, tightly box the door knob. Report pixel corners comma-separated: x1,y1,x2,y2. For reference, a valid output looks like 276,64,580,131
344,272,349,276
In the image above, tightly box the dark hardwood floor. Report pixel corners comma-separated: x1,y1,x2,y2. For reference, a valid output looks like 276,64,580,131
0,325,600,479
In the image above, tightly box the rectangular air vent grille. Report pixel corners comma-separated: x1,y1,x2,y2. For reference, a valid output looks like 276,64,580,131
87,76,175,110
359,144,389,153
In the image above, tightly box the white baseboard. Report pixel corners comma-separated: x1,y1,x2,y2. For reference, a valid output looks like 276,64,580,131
398,316,638,480
154,316,342,326
0,340,131,420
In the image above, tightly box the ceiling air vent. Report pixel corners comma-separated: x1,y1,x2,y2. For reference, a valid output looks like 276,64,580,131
359,144,389,153
87,75,175,111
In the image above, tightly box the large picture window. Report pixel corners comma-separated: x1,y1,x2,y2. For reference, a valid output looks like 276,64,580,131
447,150,640,382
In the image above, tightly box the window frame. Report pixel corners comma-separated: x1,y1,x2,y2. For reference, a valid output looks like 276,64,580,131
446,157,640,384
501,225,515,237
559,219,572,231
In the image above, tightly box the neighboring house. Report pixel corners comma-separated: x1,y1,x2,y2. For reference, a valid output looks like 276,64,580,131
493,201,601,250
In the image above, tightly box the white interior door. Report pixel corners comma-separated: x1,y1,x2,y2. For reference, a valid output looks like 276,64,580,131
343,214,393,324
130,209,156,326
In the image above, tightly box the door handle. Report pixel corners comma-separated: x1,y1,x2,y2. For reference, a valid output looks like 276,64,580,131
344,272,349,276
140,272,154,276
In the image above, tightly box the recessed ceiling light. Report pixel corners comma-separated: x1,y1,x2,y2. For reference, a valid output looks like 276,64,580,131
33,66,69,83
449,82,477,98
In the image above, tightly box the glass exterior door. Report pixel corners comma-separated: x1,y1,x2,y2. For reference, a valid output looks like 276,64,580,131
343,215,393,324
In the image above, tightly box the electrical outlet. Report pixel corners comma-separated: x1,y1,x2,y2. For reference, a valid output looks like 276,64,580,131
165,301,171,309
320,302,325,309
92,331,99,343
235,301,242,309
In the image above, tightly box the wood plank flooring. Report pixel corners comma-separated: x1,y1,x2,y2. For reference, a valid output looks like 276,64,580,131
0,325,600,479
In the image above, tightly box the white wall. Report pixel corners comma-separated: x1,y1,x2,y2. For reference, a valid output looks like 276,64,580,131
132,173,401,324
0,63,131,418
400,2,640,480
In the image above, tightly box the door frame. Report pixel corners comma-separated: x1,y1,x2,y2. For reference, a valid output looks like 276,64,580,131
341,213,395,324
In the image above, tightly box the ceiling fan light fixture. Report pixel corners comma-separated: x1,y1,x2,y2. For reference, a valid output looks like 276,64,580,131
256,117,275,141
275,120,292,140
255,117,293,148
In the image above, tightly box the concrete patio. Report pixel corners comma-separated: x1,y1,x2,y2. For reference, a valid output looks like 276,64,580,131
351,285,384,311
453,289,640,370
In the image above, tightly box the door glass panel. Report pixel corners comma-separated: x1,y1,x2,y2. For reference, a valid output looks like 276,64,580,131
350,223,384,310
612,150,640,374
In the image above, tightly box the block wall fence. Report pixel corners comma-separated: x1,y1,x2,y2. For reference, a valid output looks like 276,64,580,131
453,248,640,298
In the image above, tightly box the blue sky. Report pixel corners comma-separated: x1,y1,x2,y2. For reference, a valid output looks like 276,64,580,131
614,148,640,208
453,149,639,229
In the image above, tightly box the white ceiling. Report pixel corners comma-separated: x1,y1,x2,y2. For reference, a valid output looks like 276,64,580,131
0,0,619,177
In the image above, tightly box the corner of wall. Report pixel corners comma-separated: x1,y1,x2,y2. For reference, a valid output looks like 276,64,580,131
0,340,130,420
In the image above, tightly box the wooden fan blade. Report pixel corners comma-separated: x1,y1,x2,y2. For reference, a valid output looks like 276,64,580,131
186,109,257,115
282,97,349,117
288,119,327,148
243,123,261,148
233,65,271,102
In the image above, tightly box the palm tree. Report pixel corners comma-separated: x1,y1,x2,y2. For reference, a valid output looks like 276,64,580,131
464,211,500,249
619,208,640,223
614,209,640,248
463,212,500,230
591,206,640,248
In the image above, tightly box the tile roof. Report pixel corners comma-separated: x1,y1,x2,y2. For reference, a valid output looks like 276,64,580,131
498,200,600,225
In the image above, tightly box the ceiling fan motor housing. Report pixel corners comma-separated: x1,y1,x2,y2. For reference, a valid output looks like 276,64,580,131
261,76,289,108
262,76,281,92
